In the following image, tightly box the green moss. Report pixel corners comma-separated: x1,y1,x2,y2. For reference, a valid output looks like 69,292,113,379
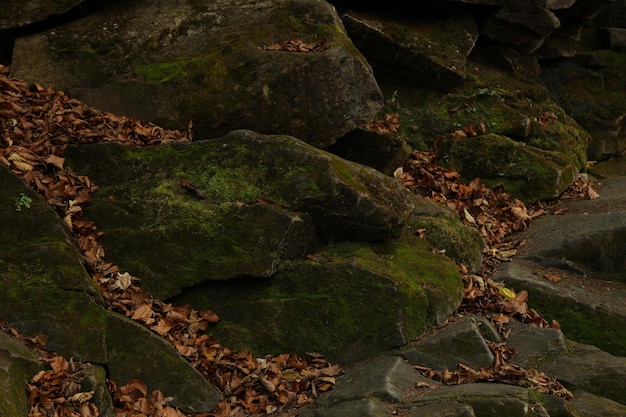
132,58,201,83
533,301,626,357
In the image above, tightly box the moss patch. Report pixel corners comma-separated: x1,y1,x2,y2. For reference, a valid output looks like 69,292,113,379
170,234,462,364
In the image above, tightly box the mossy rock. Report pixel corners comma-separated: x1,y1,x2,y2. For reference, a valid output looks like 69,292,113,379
64,130,416,299
10,0,382,147
0,331,45,417
0,165,108,363
539,50,626,161
106,312,221,413
170,234,463,364
436,133,579,202
407,196,485,274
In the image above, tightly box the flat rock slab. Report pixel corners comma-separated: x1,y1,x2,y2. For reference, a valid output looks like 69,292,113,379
494,175,626,356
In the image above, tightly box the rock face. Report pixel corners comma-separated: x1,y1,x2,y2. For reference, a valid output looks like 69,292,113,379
1,0,625,416
0,164,221,413
63,130,469,362
63,130,425,298
494,175,626,357
9,0,383,147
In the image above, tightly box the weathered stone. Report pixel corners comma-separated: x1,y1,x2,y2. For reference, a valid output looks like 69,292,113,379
316,356,429,405
80,364,115,417
437,133,580,202
407,200,485,274
0,164,108,363
300,399,390,417
10,0,382,148
403,402,475,417
569,391,626,417
0,0,83,30
170,236,463,364
0,331,45,417
64,131,417,298
401,316,495,371
601,27,626,51
106,312,221,413
494,261,626,356
539,50,626,161
341,9,477,90
326,128,411,176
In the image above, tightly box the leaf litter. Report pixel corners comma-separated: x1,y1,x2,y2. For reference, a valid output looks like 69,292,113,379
0,69,601,415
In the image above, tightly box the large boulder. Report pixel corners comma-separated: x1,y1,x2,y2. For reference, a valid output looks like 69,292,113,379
0,0,83,30
0,165,221,413
170,235,464,364
64,130,418,299
9,0,383,147
341,8,478,91
0,164,108,363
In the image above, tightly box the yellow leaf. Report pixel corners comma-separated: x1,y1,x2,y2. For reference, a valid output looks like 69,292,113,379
498,286,516,300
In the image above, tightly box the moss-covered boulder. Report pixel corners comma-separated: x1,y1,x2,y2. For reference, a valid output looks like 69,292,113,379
0,331,45,417
376,63,588,202
170,235,463,364
10,0,383,147
539,51,626,161
0,164,108,363
64,130,417,299
437,133,580,202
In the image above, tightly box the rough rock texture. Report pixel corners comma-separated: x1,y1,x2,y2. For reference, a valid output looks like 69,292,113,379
0,0,83,30
171,236,463,363
10,0,383,147
63,130,426,298
298,317,626,417
493,175,626,356
539,50,626,161
0,331,45,417
341,9,478,90
0,164,221,413
0,164,108,363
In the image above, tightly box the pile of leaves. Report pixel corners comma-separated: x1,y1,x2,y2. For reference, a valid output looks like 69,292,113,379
0,64,340,417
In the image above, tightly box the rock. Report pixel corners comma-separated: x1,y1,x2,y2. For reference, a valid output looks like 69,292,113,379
325,127,411,176
10,0,382,147
539,50,626,161
495,261,626,357
170,235,463,364
437,133,580,202
407,198,485,273
506,321,626,405
0,0,83,29
0,331,45,417
401,315,497,371
64,130,418,299
106,312,221,413
80,364,115,417
569,391,626,417
341,9,477,90
600,27,626,51
0,164,108,363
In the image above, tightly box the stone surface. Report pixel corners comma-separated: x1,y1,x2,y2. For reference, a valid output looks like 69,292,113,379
171,236,463,363
0,164,108,363
10,0,383,148
0,0,83,30
0,331,45,417
106,312,221,413
64,130,419,298
401,316,495,371
341,9,477,90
